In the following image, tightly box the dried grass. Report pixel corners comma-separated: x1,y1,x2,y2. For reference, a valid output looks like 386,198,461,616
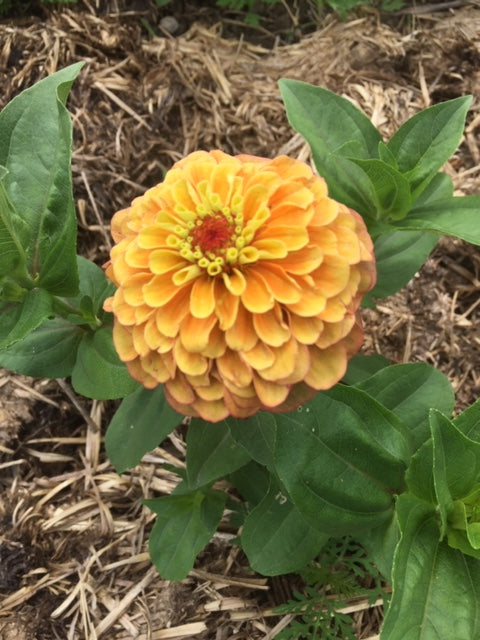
1,2,480,638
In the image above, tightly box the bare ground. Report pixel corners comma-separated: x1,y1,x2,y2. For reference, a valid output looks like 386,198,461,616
1,1,480,638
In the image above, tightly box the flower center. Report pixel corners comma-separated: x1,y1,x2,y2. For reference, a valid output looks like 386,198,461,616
191,214,233,253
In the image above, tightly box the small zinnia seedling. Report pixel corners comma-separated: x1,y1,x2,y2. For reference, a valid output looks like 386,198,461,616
104,150,376,421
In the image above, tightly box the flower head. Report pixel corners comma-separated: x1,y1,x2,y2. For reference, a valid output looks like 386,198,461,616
104,150,376,422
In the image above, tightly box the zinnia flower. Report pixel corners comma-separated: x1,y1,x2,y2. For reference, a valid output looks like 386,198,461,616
104,150,375,422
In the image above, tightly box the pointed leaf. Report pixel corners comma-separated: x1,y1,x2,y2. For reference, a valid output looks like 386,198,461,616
186,419,251,489
105,385,183,474
380,493,480,640
0,317,83,378
227,412,277,468
71,328,139,400
356,363,455,451
453,398,480,442
0,288,53,349
398,195,480,245
0,62,84,295
0,171,28,278
343,353,390,385
386,95,472,198
350,158,411,220
145,489,226,581
241,478,328,575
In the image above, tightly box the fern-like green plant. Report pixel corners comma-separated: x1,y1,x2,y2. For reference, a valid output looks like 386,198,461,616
275,537,389,640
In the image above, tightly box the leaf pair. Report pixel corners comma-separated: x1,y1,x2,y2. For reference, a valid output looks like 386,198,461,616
279,79,479,301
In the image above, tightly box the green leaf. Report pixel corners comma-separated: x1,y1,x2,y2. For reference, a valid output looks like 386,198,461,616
272,388,406,536
186,419,252,489
0,62,84,295
278,78,381,215
412,171,454,206
343,353,390,385
0,316,82,378
350,159,411,221
226,412,277,468
71,328,139,400
0,288,53,349
356,363,455,451
386,95,472,199
145,489,226,581
364,230,438,302
380,493,480,640
241,478,329,576
70,256,115,318
453,398,480,442
229,461,271,508
0,172,28,279
105,385,183,474
358,515,400,581
398,195,480,245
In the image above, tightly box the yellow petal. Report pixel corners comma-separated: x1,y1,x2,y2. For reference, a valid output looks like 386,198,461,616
132,324,150,357
190,276,216,318
222,268,246,296
202,324,227,358
255,225,308,252
304,344,347,390
315,315,355,349
149,249,188,275
143,274,188,307
144,317,174,353
277,245,323,275
127,359,158,389
192,397,230,422
165,374,196,405
318,296,347,323
311,196,339,225
123,273,151,306
252,306,290,347
138,225,170,249
140,352,173,384
286,281,326,317
254,239,288,259
274,342,310,385
195,379,225,401
125,243,150,269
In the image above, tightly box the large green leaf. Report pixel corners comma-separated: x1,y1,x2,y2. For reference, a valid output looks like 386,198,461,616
278,78,381,216
0,316,83,378
364,230,438,303
186,419,251,489
0,172,28,279
356,363,455,451
145,489,226,581
398,195,480,245
71,328,139,400
0,288,53,349
350,158,411,221
0,62,84,295
241,478,329,576
105,385,183,474
226,412,277,468
272,387,407,536
380,493,480,640
386,95,472,199
453,398,480,442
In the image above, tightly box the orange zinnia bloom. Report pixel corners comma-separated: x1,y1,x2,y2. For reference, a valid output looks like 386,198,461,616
104,150,376,422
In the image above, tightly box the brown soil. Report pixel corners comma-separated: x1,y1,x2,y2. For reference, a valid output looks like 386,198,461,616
1,1,480,638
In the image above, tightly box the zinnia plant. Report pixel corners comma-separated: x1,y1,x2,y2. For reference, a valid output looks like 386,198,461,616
3,64,480,640
103,150,376,421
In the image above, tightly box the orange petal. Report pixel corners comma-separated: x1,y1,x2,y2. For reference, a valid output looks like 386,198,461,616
144,317,174,353
252,306,290,347
202,324,227,358
132,324,151,357
125,243,150,269
123,273,152,306
279,245,323,275
254,239,288,260
113,322,137,362
252,263,301,304
311,196,339,225
190,276,216,318
225,303,257,351
143,274,188,307
138,225,170,249
315,315,355,349
179,313,218,353
318,296,347,323
274,342,310,385
140,352,174,384
155,288,190,337
255,225,309,252
192,397,230,422
215,281,239,330
313,255,350,298
286,280,326,317
194,379,225,401
222,268,246,296
289,314,324,345
256,336,298,382
253,375,289,408
304,344,347,390
165,375,196,406
241,269,275,312
241,341,275,370
173,340,209,376
126,359,159,389
217,349,253,387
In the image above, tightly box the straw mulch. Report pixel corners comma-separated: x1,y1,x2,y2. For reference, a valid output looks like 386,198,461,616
1,2,480,638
